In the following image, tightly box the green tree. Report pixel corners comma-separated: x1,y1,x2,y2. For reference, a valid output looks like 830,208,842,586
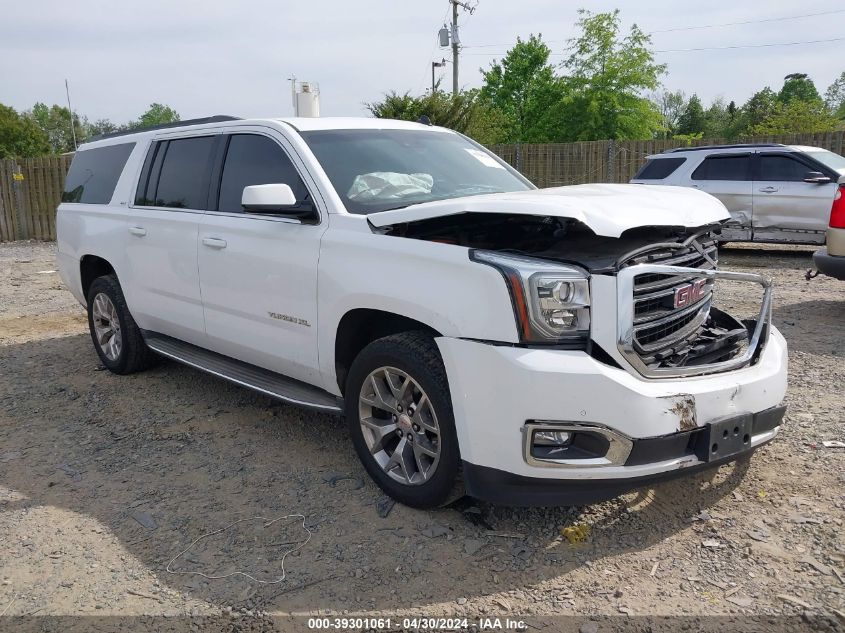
651,89,686,139
84,117,119,138
128,103,180,130
676,94,705,136
559,10,665,140
366,89,509,144
479,34,566,142
825,71,845,119
778,73,821,103
26,102,84,153
732,87,778,135
0,104,50,158
751,99,838,135
703,97,731,138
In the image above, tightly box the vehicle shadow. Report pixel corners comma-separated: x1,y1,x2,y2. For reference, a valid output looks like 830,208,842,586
773,299,845,357
0,333,751,615
720,245,816,260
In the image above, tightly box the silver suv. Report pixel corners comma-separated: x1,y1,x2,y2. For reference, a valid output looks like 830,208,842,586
631,143,845,245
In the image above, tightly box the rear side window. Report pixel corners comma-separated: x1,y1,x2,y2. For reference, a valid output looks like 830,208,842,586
633,157,686,180
691,155,751,181
62,142,135,204
758,154,811,182
135,136,216,209
217,134,309,213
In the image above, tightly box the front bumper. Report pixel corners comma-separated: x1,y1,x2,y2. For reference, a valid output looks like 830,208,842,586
813,247,845,280
462,406,784,506
436,326,787,504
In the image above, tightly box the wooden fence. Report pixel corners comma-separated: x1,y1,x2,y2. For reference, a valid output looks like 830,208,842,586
0,155,72,242
1,130,844,242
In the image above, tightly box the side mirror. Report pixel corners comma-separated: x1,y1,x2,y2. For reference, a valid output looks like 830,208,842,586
242,183,315,218
803,171,832,184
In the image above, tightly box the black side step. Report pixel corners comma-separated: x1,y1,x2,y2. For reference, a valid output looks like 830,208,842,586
143,331,342,413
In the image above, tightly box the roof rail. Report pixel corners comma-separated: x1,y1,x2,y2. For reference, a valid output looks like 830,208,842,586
664,143,787,154
86,115,241,142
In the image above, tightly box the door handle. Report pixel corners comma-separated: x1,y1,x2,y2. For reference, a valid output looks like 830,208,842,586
758,186,778,193
128,226,147,237
202,237,228,249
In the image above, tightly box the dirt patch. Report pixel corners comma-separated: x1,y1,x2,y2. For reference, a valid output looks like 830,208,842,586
0,241,843,622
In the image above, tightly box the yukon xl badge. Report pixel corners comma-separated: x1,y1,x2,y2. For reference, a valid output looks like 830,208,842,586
673,278,708,309
268,312,311,327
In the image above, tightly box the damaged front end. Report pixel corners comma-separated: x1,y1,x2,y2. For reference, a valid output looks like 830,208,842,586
615,251,772,378
381,212,772,378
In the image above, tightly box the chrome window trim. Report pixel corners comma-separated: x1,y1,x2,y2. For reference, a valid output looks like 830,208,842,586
522,422,634,468
617,264,773,379
127,126,327,225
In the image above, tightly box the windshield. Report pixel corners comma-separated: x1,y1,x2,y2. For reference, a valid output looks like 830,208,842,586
806,150,845,175
299,129,533,214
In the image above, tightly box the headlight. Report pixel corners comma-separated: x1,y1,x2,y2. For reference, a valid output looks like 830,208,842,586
471,250,590,344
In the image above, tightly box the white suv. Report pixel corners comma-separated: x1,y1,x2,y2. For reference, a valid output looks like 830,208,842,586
57,116,788,508
631,143,845,245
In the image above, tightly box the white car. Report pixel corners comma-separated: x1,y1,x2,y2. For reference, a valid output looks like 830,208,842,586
56,116,788,508
631,143,845,245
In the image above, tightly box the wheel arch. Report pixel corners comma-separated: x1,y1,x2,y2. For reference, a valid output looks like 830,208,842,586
334,308,442,394
80,255,117,300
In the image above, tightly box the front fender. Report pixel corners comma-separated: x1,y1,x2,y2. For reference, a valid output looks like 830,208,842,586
316,225,519,393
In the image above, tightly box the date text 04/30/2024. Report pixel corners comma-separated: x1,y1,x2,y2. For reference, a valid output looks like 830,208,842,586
307,616,528,630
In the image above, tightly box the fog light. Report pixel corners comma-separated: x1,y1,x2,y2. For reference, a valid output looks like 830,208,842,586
533,430,572,446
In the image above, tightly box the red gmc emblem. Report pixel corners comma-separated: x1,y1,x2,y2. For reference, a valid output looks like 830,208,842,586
673,278,708,309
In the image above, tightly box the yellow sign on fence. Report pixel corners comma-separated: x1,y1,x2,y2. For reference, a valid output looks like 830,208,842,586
12,173,24,181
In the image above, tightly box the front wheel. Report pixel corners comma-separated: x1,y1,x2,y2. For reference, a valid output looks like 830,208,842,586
345,331,460,508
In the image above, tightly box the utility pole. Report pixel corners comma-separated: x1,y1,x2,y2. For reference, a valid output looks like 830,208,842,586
451,0,459,95
431,59,446,94
445,0,476,95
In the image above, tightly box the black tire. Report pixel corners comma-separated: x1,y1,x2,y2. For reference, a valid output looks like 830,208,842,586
345,331,461,508
86,274,158,375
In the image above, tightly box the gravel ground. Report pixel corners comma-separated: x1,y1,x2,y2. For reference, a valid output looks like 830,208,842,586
0,240,843,626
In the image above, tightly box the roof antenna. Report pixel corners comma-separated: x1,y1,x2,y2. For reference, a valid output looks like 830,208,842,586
418,115,432,126
65,78,78,150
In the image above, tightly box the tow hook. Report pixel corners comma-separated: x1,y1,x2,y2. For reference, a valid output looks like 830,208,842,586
805,268,820,281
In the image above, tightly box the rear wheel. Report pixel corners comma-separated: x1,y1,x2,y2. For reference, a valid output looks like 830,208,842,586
86,275,157,375
345,331,460,508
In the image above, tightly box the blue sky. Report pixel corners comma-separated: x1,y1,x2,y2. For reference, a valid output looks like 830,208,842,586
2,0,843,122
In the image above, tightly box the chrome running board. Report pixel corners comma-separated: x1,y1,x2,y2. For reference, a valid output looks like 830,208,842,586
144,331,342,413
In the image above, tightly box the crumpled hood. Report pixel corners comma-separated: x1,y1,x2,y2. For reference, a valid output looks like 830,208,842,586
367,183,730,238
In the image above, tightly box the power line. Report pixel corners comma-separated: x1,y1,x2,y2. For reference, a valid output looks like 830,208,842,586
653,35,845,53
650,8,845,33
461,7,845,50
461,35,845,56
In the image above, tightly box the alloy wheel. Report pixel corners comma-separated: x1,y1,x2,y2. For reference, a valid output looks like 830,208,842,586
358,366,441,486
91,292,122,361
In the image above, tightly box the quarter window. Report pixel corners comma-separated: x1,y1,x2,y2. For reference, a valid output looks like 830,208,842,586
62,142,135,204
758,155,812,182
217,134,309,213
691,155,751,181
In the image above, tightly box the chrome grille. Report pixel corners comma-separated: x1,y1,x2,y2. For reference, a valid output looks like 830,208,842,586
624,237,718,361
616,257,773,379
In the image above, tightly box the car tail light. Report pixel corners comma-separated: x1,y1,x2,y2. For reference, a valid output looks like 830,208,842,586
831,183,845,229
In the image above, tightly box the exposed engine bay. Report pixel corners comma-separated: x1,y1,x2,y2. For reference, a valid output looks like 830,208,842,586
383,212,755,373
381,212,723,272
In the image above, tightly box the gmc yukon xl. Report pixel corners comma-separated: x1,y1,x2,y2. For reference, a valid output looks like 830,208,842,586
57,115,788,508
